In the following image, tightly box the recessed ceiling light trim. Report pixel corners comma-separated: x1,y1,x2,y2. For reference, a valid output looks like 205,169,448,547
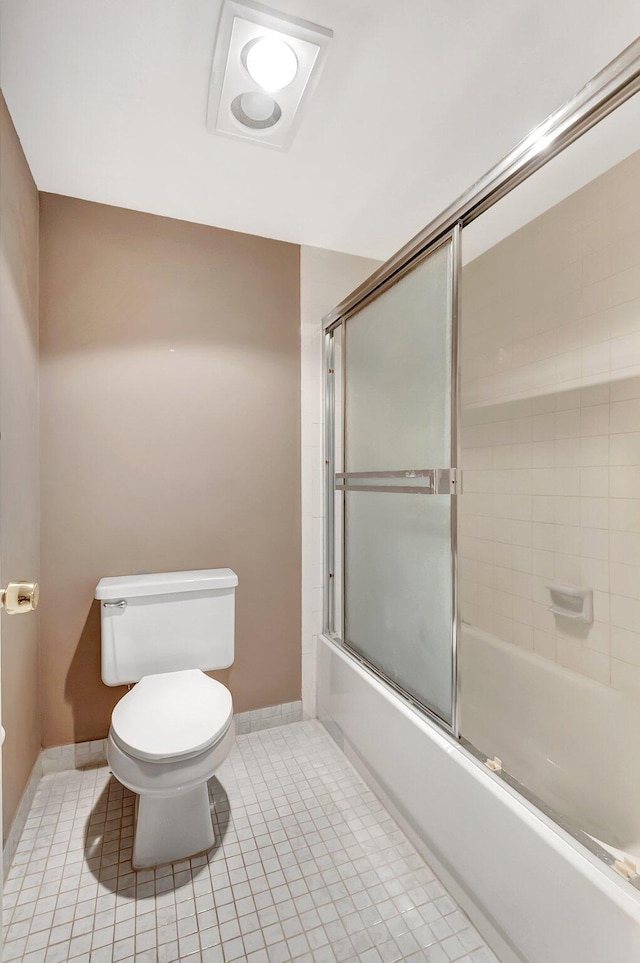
206,0,332,151
231,92,282,129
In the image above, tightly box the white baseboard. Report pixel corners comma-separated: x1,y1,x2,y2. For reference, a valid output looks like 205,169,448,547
3,704,307,874
3,755,42,875
41,738,107,774
4,738,109,874
234,700,305,734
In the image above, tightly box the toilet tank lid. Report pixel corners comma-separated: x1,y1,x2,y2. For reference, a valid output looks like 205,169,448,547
95,568,238,600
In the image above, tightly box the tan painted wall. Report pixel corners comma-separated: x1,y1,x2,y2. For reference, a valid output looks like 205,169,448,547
0,93,40,836
39,194,300,748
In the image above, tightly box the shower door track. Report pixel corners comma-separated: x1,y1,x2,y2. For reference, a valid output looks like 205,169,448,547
323,37,640,332
336,635,463,737
457,735,640,893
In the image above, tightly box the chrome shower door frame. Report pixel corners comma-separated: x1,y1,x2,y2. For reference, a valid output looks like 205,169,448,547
323,36,640,741
323,226,462,736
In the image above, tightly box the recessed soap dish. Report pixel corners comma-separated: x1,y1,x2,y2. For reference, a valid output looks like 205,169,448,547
547,583,593,624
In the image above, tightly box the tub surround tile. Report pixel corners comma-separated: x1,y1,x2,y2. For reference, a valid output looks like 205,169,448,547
460,148,640,694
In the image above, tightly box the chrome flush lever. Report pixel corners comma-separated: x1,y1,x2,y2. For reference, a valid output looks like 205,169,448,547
103,600,127,609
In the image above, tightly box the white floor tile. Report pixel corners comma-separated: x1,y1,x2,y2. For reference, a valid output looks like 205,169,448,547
3,721,498,962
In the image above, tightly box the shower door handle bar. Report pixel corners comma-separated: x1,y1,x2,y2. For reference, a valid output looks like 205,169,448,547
335,468,459,495
335,484,437,494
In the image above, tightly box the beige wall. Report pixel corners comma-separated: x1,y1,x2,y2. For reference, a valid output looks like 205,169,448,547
0,94,41,836
460,147,640,692
39,194,300,748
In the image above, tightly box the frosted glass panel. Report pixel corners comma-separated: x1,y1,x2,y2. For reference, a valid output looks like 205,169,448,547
345,491,453,723
345,242,452,472
335,234,457,727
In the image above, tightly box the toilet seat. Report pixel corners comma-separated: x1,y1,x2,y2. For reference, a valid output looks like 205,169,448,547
111,669,233,763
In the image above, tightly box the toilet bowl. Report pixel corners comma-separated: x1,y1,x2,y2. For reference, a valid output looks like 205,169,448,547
106,669,235,868
96,568,239,869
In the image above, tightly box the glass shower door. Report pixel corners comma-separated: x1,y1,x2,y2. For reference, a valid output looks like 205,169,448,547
328,230,459,729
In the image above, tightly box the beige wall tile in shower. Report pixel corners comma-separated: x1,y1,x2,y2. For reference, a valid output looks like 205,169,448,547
611,627,640,667
579,527,609,560
611,594,640,633
581,647,610,685
460,147,640,696
610,531,640,564
611,658,640,697
610,432,640,464
610,398,640,433
610,465,640,498
610,498,640,532
610,562,640,601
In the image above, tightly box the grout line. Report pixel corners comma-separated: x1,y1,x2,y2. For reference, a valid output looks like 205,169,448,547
3,720,496,963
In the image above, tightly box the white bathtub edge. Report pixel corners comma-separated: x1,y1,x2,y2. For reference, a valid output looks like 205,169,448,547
334,724,523,963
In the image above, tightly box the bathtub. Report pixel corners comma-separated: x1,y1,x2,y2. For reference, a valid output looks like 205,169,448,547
459,623,640,862
317,631,640,963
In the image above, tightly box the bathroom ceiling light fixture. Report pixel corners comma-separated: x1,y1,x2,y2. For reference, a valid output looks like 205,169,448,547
207,0,332,150
244,36,298,92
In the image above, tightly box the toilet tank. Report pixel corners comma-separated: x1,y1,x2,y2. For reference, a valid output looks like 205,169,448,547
96,569,238,686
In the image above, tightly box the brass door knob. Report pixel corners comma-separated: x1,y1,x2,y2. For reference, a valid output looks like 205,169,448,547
1,581,39,615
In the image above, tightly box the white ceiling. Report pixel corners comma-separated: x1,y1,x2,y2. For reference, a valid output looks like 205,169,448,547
1,0,639,260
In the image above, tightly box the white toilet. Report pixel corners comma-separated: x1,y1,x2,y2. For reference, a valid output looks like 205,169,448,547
95,568,238,869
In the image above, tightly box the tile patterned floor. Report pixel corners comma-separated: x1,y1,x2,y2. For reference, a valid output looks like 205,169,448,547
3,721,498,963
